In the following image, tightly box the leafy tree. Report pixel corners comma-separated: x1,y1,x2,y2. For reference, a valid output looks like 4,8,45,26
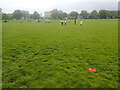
69,11,78,18
8,15,13,20
51,9,59,19
80,10,89,19
106,10,112,18
99,10,110,19
30,14,33,19
99,10,106,19
32,11,40,20
22,10,30,19
110,11,118,18
62,12,68,18
57,10,63,19
13,10,23,20
58,10,68,19
51,9,68,19
89,10,99,19
2,13,9,20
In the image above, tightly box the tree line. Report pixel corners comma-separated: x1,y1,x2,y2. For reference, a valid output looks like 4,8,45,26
2,9,119,20
2,10,41,20
51,9,119,19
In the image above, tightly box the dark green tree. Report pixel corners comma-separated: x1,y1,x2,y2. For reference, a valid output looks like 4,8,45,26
99,10,112,19
69,11,78,18
89,10,99,19
110,11,118,18
51,9,68,19
80,10,89,19
2,13,9,20
51,9,59,19
8,15,13,20
22,10,30,19
57,10,63,19
58,10,68,19
62,12,68,19
32,11,40,20
13,10,23,19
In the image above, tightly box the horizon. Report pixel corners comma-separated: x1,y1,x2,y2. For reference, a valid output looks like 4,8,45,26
0,0,119,16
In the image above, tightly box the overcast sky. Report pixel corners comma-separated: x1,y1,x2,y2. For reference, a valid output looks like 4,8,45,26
0,0,119,16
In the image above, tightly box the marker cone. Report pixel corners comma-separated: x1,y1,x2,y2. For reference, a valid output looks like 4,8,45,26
89,68,96,72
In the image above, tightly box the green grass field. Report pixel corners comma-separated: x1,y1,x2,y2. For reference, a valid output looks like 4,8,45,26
2,19,118,88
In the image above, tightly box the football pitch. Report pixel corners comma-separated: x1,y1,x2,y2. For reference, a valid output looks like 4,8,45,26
2,19,118,88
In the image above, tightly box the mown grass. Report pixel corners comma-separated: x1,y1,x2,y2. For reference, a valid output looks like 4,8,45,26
2,19,118,88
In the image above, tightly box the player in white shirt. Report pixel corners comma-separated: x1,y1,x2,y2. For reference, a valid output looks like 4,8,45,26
64,20,67,26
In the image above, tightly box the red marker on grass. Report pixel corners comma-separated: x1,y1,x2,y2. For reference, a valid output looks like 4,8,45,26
89,68,96,72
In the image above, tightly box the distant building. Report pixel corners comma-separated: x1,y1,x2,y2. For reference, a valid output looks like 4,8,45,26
44,11,51,19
